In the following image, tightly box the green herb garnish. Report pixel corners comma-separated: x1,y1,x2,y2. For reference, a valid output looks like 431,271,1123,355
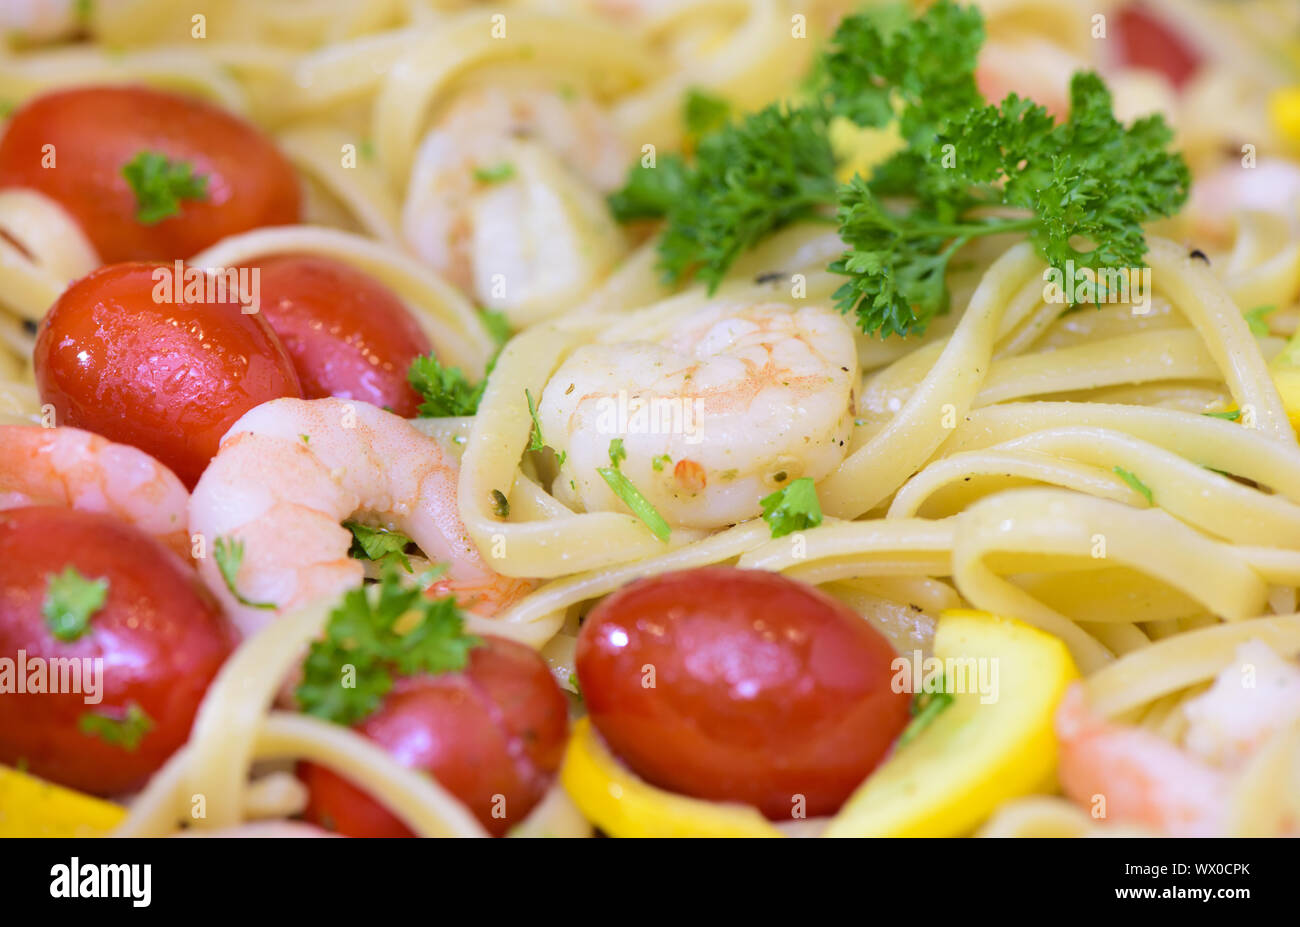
597,439,670,541
344,522,415,573
759,476,824,538
42,567,108,642
1113,466,1154,504
122,151,209,225
78,702,153,752
297,567,480,725
213,536,275,609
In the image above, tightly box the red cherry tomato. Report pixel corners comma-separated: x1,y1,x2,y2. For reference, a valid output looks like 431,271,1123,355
0,85,301,263
299,636,569,837
0,506,235,795
1115,5,1201,89
34,262,303,489
575,566,910,819
250,254,432,417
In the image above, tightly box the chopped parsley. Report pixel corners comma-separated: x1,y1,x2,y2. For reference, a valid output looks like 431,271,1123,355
898,680,953,746
1203,409,1241,421
651,453,672,472
121,151,209,225
78,702,154,752
597,439,670,542
759,476,824,538
526,389,545,451
344,521,414,573
473,162,516,184
407,353,493,418
42,567,108,642
296,566,480,725
213,536,275,610
491,489,510,519
683,87,731,143
1244,304,1276,336
479,308,512,347
1113,466,1154,504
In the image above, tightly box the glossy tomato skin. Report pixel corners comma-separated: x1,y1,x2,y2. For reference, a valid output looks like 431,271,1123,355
34,262,303,488
299,636,569,837
0,86,301,263
251,255,432,417
0,506,235,795
576,566,910,819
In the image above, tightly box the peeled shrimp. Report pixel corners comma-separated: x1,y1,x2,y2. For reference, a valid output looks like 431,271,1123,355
1186,158,1300,245
1182,640,1300,768
0,424,191,558
402,84,630,327
188,398,534,638
0,0,79,43
1055,685,1226,836
539,301,859,530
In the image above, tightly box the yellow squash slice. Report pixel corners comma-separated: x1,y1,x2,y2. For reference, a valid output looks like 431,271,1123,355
823,609,1078,837
0,764,125,837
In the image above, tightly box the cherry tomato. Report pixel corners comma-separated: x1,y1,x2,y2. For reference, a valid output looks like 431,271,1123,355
0,506,235,796
1115,5,1201,89
34,262,303,488
250,254,432,417
575,566,910,819
299,636,569,837
0,85,301,263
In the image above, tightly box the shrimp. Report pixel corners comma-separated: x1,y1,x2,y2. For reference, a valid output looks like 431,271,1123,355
0,0,79,44
0,424,191,558
1055,685,1226,837
188,398,535,638
402,83,630,327
1182,640,1300,768
538,301,859,530
1185,158,1300,245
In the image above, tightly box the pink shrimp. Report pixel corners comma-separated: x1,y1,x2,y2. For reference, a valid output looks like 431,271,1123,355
1055,685,1226,836
0,424,191,558
188,398,535,638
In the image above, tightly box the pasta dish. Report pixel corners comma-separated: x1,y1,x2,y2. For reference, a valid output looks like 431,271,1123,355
1,0,1299,839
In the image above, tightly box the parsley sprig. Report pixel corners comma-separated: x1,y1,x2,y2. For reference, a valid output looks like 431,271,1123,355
407,353,494,418
297,567,481,725
607,0,1189,339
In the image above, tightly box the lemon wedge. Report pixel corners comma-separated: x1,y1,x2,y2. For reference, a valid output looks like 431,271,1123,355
823,609,1078,837
0,765,125,837
561,718,783,838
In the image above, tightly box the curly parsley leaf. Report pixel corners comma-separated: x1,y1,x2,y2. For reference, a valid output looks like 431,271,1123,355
78,702,154,752
526,388,545,452
42,566,108,641
122,151,209,225
607,154,691,223
759,476,824,538
344,522,414,573
213,536,275,610
408,353,493,418
297,567,480,725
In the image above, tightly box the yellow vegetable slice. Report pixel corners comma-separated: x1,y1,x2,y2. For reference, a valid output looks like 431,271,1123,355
0,765,125,837
560,718,783,838
823,609,1078,837
1270,363,1300,434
